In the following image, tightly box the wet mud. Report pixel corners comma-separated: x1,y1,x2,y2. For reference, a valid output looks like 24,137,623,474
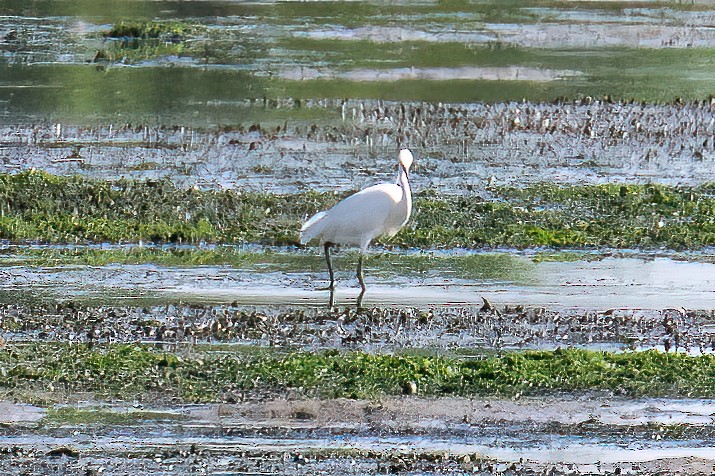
4,396,715,475
4,98,715,193
2,297,715,473
6,107,715,473
1,301,713,354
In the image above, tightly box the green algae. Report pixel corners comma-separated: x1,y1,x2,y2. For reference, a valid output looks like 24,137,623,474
96,21,204,63
44,406,186,426
0,247,266,268
1,344,714,403
531,251,603,263
0,171,325,245
104,21,198,40
2,172,715,250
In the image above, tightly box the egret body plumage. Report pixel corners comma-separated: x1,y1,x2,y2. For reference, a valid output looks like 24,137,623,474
300,148,414,291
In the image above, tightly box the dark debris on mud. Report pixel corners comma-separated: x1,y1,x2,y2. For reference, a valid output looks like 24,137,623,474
1,302,713,353
2,442,714,476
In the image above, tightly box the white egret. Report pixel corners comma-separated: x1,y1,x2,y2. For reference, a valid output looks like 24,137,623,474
300,148,414,291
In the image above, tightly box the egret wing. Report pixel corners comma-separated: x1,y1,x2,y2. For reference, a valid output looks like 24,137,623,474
299,211,328,244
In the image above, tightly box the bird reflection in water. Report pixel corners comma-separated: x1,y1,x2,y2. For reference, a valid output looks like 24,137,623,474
327,285,366,311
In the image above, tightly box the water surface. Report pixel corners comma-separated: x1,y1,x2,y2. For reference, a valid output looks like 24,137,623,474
4,1,715,125
2,254,714,310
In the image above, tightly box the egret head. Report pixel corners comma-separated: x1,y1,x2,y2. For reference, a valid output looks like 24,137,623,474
398,148,413,172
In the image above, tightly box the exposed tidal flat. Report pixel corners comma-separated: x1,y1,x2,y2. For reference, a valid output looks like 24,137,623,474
6,1,715,473
4,108,715,474
6,109,715,474
6,97,715,193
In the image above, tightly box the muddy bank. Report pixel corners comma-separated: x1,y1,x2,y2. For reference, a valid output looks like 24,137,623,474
2,446,712,476
3,99,715,193
3,396,715,475
1,301,713,353
0,402,44,423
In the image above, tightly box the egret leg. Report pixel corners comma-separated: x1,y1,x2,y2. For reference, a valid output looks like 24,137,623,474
356,253,366,291
324,242,335,290
356,288,365,312
328,287,336,310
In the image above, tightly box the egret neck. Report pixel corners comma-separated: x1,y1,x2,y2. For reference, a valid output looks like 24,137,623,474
397,162,412,223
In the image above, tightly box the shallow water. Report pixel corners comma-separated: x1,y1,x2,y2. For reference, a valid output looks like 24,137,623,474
4,1,715,126
5,433,715,465
3,255,713,310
